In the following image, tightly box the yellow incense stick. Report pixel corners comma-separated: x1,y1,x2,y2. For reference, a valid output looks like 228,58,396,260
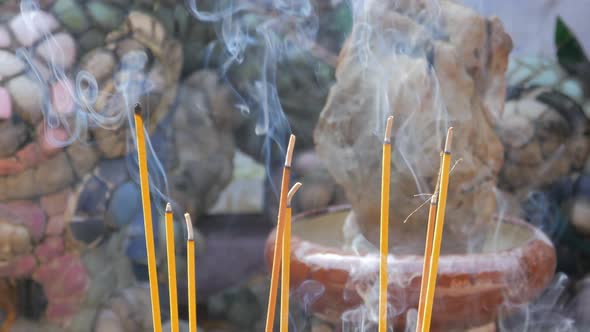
185,213,197,332
280,182,302,332
379,116,394,332
133,104,162,332
416,159,441,332
165,203,179,332
265,135,296,332
420,128,453,332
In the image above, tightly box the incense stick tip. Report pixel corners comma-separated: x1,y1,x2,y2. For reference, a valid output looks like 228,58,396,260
184,213,194,240
384,115,394,142
445,127,453,153
287,182,302,207
134,103,142,116
285,134,296,167
165,202,172,213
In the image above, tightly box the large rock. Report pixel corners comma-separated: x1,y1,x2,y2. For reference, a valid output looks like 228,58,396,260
314,0,511,252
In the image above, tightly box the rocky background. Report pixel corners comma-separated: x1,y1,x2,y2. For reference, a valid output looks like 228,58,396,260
0,0,588,331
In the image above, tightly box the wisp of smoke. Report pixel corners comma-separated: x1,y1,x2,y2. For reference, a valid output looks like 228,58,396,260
498,273,576,332
184,0,320,192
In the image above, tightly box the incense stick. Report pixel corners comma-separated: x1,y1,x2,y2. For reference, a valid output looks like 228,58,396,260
280,182,302,332
379,116,394,332
420,128,453,332
165,203,179,332
185,213,197,332
265,134,296,332
416,158,441,332
133,104,162,332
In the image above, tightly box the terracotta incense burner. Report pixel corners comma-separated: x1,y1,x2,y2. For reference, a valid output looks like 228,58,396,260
265,206,556,330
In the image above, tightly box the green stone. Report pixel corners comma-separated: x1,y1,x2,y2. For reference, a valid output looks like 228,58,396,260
88,2,125,30
154,7,174,35
68,308,98,332
79,29,105,53
174,4,190,36
52,0,89,33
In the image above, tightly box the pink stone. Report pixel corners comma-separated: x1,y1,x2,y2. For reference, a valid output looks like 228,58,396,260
9,11,59,47
0,87,12,119
41,189,70,217
50,80,74,115
33,260,56,285
13,255,37,277
0,158,25,175
0,255,36,277
36,253,88,300
61,267,88,296
16,143,45,167
45,302,79,324
38,124,69,157
0,201,46,241
37,33,76,69
0,26,10,47
35,236,64,263
46,215,66,235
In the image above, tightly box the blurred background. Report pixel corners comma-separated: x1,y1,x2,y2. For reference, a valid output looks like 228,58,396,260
0,0,588,331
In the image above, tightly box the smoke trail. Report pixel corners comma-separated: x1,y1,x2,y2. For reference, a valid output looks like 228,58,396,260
498,273,575,332
184,0,320,187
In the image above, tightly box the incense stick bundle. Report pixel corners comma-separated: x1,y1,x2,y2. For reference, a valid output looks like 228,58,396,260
379,116,394,332
133,104,162,332
420,128,454,332
165,203,179,332
416,158,441,332
185,213,197,332
265,135,296,332
280,182,302,332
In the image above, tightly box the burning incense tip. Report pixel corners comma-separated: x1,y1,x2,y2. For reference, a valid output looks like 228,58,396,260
165,202,172,213
444,127,453,153
384,115,394,143
184,213,193,241
134,103,143,115
287,182,302,207
285,134,296,167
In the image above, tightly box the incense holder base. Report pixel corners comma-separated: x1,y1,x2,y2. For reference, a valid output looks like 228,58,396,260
265,206,556,330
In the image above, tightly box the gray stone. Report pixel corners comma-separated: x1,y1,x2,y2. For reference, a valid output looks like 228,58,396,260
80,50,115,83
68,218,106,245
33,152,76,197
94,158,129,187
0,120,27,158
76,176,109,215
7,75,44,125
0,50,25,80
66,141,100,179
